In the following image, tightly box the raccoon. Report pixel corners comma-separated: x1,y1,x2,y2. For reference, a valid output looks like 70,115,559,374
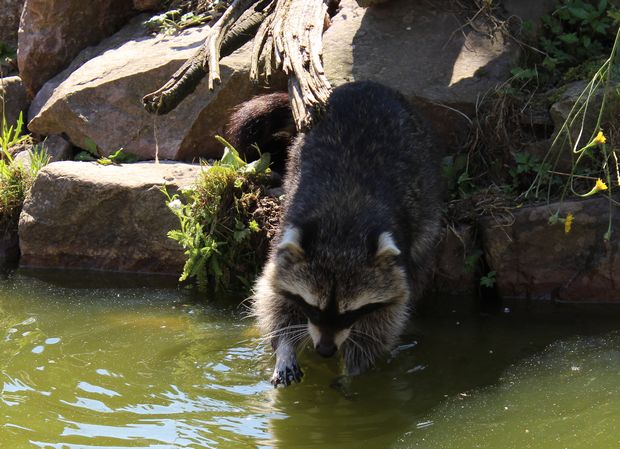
224,91,295,174
252,81,443,387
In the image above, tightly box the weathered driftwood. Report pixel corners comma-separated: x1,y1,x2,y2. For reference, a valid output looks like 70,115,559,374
142,0,332,130
142,0,271,114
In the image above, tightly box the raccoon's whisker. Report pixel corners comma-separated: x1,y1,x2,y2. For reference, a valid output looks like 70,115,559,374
260,324,308,340
347,335,376,365
289,331,310,348
349,328,382,345
237,295,255,318
257,326,308,344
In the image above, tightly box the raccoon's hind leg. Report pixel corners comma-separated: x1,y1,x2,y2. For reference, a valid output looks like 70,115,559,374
271,337,303,387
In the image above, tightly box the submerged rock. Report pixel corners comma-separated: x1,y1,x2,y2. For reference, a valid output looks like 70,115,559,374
18,161,202,274
481,197,620,303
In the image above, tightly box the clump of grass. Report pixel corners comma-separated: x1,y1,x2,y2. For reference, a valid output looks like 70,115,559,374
163,136,280,292
0,110,49,236
1,111,29,153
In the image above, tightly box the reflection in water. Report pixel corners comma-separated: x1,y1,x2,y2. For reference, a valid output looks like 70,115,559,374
0,271,618,448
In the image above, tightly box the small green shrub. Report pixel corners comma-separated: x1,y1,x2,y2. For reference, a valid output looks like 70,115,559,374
164,137,280,292
0,109,49,236
0,146,49,235
514,0,620,88
73,138,139,164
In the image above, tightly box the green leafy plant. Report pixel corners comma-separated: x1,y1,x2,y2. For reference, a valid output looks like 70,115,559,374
74,138,139,164
0,144,49,235
144,9,211,34
163,136,279,292
1,111,29,158
97,148,140,165
480,270,497,288
513,0,620,87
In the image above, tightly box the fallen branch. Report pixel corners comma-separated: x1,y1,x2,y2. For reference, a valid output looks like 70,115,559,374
142,0,333,130
143,0,272,114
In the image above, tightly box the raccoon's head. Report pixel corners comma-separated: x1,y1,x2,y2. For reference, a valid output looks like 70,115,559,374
268,225,411,358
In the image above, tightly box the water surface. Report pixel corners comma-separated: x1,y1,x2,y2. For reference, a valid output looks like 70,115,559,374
0,271,618,449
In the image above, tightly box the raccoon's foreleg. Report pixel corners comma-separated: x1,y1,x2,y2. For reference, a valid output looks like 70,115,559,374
271,337,303,387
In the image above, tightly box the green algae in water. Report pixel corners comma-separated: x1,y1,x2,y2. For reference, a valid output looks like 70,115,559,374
0,272,619,449
397,333,620,449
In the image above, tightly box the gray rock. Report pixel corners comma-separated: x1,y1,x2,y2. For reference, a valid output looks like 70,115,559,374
432,224,478,294
323,0,552,145
550,81,620,150
481,197,620,303
18,161,203,274
17,0,136,97
0,76,28,129
0,0,24,51
0,232,20,264
41,134,74,161
503,0,557,32
355,0,391,6
133,0,163,11
28,17,269,161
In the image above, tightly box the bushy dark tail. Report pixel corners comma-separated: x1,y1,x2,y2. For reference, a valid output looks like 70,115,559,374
224,92,296,173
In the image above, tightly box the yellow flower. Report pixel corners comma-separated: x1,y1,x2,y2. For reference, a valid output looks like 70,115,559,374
582,178,608,197
595,178,608,191
564,213,574,234
593,131,606,145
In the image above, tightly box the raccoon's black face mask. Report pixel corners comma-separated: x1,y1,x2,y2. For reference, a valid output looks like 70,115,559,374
273,226,410,357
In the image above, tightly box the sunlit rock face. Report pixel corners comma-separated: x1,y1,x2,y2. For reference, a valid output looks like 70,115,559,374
323,0,556,146
18,161,202,274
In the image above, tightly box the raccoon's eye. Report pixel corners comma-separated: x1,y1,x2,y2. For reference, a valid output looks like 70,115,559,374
281,291,321,322
339,301,391,328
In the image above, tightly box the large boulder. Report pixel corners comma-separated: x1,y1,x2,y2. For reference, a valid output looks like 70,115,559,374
323,0,556,145
18,161,202,274
0,76,28,128
0,0,24,51
17,0,137,97
481,197,620,303
28,17,270,161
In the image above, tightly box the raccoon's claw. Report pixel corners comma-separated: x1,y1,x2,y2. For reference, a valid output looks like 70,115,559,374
271,361,303,387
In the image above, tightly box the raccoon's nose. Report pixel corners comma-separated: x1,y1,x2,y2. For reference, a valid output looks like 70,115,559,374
315,341,337,358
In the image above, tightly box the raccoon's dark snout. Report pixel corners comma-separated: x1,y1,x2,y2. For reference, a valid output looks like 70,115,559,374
315,340,337,358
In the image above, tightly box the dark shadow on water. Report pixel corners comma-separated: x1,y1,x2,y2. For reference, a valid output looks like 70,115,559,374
262,295,620,449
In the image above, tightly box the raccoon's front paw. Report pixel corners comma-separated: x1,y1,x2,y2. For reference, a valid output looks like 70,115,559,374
271,360,303,387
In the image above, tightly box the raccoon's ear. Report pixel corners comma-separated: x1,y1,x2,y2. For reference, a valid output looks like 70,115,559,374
376,232,401,259
277,226,304,260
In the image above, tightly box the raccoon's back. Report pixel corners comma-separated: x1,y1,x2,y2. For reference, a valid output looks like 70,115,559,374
284,81,441,225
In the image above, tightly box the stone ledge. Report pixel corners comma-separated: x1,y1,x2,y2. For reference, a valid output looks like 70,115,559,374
18,161,202,274
481,197,620,303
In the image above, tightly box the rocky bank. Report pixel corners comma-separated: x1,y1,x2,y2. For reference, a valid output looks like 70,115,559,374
0,0,618,303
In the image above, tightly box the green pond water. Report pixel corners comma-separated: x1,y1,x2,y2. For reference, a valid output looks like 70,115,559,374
0,271,618,449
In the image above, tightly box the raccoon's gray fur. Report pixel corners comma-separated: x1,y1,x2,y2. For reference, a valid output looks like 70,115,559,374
252,81,443,387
